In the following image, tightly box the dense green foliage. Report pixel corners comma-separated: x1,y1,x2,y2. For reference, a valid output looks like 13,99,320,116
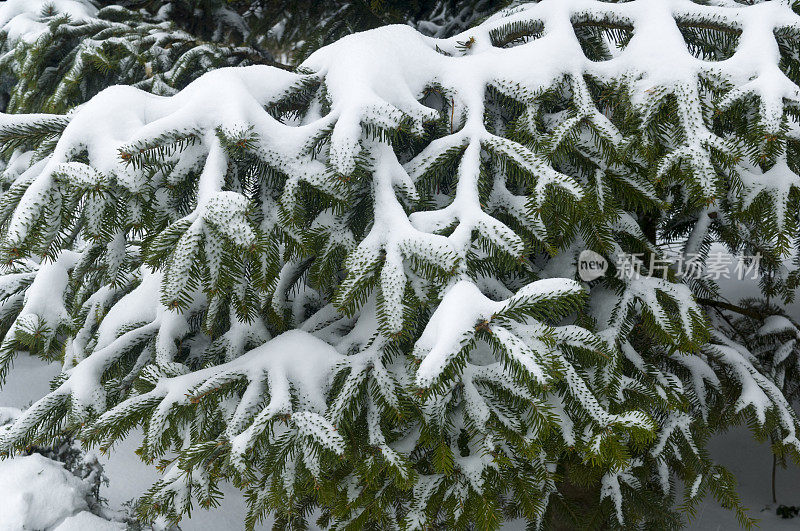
0,1,800,530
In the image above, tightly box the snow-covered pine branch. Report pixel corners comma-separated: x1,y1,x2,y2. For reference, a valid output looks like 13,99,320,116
0,0,799,527
0,0,273,115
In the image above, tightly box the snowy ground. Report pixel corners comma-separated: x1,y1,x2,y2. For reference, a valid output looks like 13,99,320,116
687,428,800,530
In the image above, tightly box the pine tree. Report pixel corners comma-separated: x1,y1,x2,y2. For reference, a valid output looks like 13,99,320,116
0,0,800,529
0,0,276,114
99,0,254,45
93,0,511,66
245,0,510,64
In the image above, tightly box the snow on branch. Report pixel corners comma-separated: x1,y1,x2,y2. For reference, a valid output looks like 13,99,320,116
0,0,798,527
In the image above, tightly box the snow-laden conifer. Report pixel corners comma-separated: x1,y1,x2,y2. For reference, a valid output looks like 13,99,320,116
1,0,800,528
0,0,274,114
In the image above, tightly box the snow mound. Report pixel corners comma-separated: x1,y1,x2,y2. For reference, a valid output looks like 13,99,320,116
52,511,125,531
0,454,89,531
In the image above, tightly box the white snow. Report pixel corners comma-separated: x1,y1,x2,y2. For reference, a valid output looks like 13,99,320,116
0,454,90,531
0,0,798,528
0,0,96,43
53,512,125,531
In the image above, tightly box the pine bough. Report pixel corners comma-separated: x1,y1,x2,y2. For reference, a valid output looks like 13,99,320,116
1,0,800,528
0,0,269,115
